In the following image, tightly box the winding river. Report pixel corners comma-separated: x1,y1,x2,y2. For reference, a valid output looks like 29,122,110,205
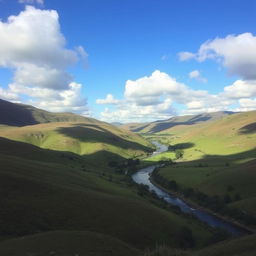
132,141,249,236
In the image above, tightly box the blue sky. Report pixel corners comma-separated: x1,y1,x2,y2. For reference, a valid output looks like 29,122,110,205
0,0,256,122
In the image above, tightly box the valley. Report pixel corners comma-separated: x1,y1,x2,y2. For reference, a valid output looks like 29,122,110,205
0,99,256,255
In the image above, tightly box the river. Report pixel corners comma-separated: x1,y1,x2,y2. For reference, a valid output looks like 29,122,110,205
132,141,249,236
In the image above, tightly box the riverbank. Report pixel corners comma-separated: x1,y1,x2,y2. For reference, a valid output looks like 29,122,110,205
149,172,255,235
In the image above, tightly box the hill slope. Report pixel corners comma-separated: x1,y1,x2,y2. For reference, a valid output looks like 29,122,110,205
0,137,213,251
148,111,256,227
0,98,97,126
121,111,234,133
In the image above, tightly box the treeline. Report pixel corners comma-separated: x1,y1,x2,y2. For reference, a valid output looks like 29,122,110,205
108,158,140,175
152,168,256,227
135,183,231,249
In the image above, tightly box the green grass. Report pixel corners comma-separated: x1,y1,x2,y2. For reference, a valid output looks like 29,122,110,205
144,234,256,256
0,138,213,250
0,230,140,256
140,111,256,222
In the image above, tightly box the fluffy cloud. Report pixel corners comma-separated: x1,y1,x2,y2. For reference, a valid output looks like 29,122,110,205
96,94,120,105
179,33,256,80
97,69,256,122
97,70,227,122
222,80,256,99
189,70,207,83
0,6,88,113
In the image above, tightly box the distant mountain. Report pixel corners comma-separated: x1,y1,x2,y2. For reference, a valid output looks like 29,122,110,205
120,111,235,133
111,122,123,126
0,98,96,127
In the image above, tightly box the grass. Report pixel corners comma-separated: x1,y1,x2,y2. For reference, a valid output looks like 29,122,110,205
0,230,140,256
0,137,214,251
139,111,256,221
0,121,153,168
143,234,256,256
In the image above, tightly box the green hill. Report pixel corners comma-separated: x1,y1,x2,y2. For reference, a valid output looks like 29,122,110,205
0,230,140,256
146,111,256,229
0,137,213,252
0,98,97,127
121,111,234,133
145,234,256,256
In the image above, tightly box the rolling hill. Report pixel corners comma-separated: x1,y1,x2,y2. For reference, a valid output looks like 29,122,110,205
121,111,235,133
145,111,256,229
0,98,98,127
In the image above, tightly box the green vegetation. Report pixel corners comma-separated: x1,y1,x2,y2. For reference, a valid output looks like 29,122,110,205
141,111,256,229
144,234,256,256
1,100,256,255
0,231,140,256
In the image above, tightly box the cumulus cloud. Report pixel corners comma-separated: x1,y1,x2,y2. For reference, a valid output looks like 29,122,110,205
0,6,88,113
97,70,227,122
221,80,256,99
179,33,256,80
189,70,207,83
97,69,256,122
96,94,120,105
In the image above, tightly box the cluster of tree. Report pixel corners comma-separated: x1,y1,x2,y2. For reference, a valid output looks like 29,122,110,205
152,170,256,227
168,145,184,159
108,158,140,175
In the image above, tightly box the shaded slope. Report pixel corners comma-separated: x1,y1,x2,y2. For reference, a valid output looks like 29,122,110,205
0,121,153,162
0,138,212,249
0,98,97,127
0,231,140,256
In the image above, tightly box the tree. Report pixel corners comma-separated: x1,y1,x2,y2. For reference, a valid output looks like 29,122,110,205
175,149,184,159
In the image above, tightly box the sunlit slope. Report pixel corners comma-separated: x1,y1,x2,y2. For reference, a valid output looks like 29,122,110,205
160,111,256,160
155,111,256,219
0,121,153,161
0,98,98,126
0,138,212,249
121,111,234,133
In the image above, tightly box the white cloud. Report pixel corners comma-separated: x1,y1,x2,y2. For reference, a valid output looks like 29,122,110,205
188,70,207,83
98,71,222,122
96,94,120,105
178,51,195,61
0,6,88,114
180,33,256,80
18,0,44,5
97,69,256,122
237,98,256,111
222,80,256,99
0,86,19,101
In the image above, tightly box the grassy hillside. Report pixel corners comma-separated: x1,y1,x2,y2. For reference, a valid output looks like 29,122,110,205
121,111,234,133
145,111,256,227
0,98,98,126
0,231,140,256
0,121,153,165
144,234,256,256
0,137,213,251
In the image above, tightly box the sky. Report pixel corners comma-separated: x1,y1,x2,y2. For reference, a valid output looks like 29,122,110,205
0,0,256,123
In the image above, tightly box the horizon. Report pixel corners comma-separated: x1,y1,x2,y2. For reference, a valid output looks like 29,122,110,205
0,0,256,122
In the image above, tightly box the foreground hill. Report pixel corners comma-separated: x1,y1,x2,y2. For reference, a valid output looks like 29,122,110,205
0,137,213,253
121,111,234,133
145,234,256,256
0,98,97,126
